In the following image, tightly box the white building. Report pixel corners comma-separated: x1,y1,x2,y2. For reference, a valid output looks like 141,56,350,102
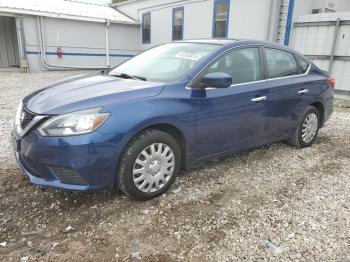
115,0,350,48
0,0,140,71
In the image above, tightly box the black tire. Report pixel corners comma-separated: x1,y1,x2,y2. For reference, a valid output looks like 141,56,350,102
287,106,320,148
117,129,181,200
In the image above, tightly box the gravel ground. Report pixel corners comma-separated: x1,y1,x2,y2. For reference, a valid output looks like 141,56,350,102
0,70,350,261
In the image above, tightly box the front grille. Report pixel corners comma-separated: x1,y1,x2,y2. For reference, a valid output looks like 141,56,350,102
20,109,36,129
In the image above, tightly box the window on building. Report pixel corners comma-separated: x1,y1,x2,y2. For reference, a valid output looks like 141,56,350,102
213,0,229,38
172,7,184,41
202,47,261,85
264,48,298,78
142,12,151,44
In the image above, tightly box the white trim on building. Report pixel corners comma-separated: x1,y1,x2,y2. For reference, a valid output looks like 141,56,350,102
0,0,137,24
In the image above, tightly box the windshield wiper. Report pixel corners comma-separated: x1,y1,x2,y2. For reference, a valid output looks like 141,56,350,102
113,73,147,81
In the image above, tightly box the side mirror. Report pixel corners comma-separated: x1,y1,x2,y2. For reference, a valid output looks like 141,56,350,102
201,72,232,89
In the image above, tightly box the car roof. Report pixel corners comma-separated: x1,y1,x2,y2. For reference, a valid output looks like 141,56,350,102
177,38,300,55
177,39,240,45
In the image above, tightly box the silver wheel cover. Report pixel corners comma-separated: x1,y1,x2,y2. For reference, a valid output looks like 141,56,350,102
132,143,175,193
302,112,318,143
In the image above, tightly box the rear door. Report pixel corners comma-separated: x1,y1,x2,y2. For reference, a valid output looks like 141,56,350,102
262,47,311,140
193,46,269,159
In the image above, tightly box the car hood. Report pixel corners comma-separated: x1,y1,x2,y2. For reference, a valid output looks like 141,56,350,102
23,74,165,115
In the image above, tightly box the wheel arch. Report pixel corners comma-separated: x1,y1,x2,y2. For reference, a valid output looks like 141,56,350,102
144,123,187,169
310,101,325,127
119,121,189,172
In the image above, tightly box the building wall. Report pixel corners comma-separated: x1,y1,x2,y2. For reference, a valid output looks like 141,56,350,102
294,0,315,16
295,0,350,14
117,0,214,48
22,16,141,71
291,12,350,93
117,0,277,49
228,0,273,40
276,0,349,46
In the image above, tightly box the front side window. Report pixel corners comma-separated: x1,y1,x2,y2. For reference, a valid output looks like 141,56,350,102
200,47,261,85
109,43,220,82
213,0,229,38
172,7,184,41
265,48,298,78
142,12,151,44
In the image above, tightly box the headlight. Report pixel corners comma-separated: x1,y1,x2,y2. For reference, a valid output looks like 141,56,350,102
37,108,110,136
14,101,23,130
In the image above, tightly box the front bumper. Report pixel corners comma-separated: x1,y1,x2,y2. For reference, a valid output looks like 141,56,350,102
11,129,121,191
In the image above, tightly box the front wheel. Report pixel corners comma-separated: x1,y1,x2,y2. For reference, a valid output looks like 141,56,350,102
287,106,320,148
117,129,181,200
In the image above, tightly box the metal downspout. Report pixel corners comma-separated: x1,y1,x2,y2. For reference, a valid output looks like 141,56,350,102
106,20,110,68
15,16,29,72
266,0,275,41
15,17,24,60
284,0,295,46
269,0,282,42
328,18,340,75
36,16,109,70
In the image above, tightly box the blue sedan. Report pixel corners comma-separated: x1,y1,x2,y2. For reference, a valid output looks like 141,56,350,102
12,39,334,200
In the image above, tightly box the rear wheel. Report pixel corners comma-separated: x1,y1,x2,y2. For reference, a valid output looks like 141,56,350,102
287,106,320,148
117,129,181,200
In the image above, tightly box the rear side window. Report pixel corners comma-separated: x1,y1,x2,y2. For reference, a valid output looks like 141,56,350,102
204,47,261,85
298,57,309,73
264,48,298,78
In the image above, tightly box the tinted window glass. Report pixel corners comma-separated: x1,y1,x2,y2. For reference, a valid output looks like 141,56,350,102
265,48,298,78
213,1,229,38
142,13,151,43
173,8,184,41
204,48,261,85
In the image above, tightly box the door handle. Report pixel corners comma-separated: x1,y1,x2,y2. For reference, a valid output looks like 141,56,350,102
298,89,309,94
251,96,267,102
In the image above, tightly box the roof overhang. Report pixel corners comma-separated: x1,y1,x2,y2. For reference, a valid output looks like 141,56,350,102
0,7,139,24
112,0,142,7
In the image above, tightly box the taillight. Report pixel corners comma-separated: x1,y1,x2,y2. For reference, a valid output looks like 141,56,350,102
327,77,335,90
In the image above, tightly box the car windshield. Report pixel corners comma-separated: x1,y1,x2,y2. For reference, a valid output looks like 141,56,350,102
108,43,221,82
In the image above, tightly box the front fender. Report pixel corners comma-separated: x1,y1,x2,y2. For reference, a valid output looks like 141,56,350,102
97,96,196,165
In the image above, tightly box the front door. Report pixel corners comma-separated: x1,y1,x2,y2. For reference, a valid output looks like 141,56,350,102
192,47,269,159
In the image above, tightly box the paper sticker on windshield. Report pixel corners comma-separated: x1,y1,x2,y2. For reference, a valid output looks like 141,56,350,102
175,52,202,61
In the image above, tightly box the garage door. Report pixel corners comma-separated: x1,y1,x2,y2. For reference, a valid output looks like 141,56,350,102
0,16,20,68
